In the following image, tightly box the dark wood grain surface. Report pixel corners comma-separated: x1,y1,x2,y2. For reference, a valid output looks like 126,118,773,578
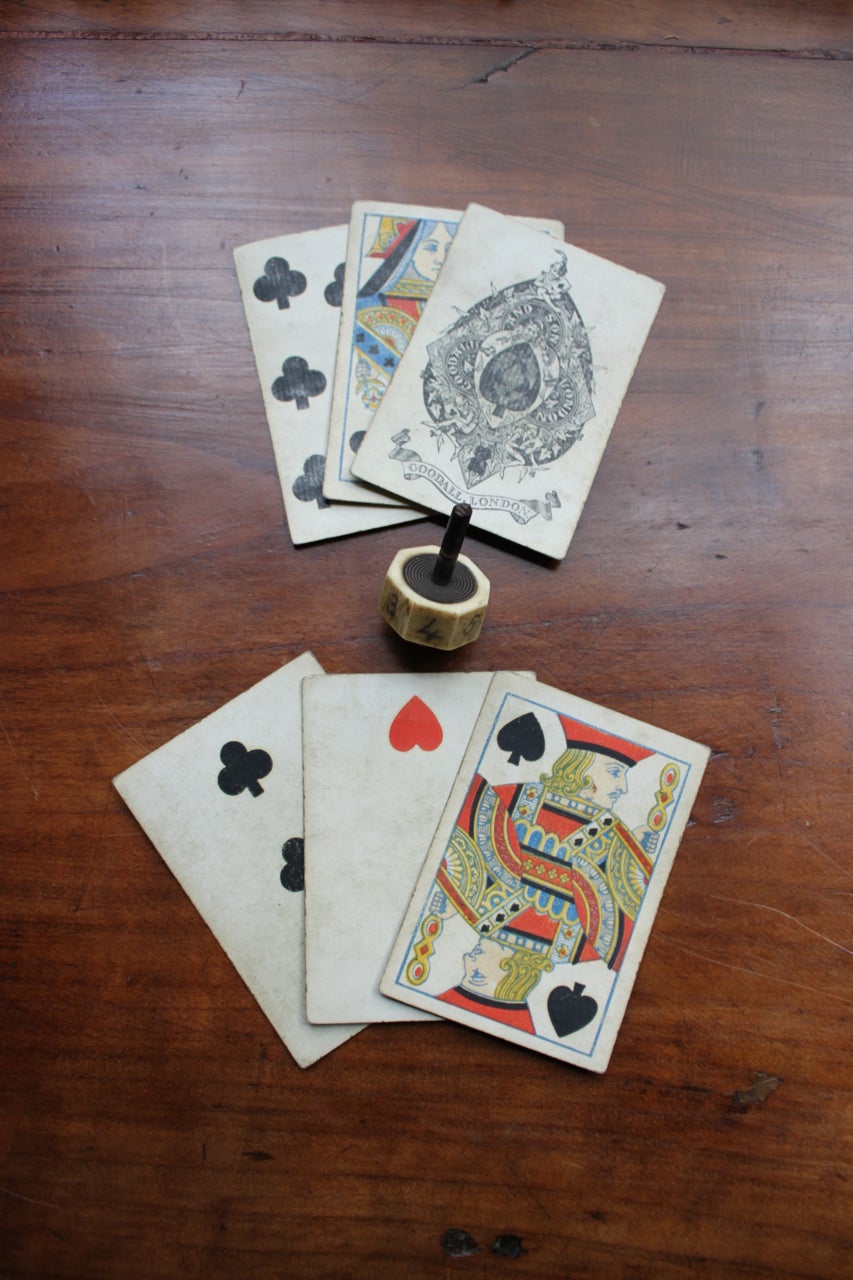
2,4,851,1277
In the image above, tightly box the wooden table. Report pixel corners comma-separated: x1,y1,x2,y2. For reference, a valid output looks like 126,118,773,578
2,4,850,1276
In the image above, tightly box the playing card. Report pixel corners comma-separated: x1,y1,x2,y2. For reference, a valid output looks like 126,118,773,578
322,202,565,504
381,673,709,1072
352,203,665,559
302,670,532,1025
113,652,363,1068
233,225,422,543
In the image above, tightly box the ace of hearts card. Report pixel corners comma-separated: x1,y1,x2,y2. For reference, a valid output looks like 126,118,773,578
381,673,709,1072
302,670,531,1026
352,203,665,560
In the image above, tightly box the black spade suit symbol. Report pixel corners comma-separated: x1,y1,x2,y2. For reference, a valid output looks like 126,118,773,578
272,356,326,410
217,741,273,798
496,712,545,766
547,983,599,1037
280,837,305,892
479,342,541,417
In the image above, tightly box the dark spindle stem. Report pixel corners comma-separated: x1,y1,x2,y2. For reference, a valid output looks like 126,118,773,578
432,504,472,585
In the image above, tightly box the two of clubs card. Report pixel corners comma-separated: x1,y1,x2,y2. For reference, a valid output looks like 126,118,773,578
114,654,709,1073
234,199,664,560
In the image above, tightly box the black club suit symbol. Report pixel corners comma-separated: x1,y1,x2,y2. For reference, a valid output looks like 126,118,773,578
292,455,330,508
280,837,305,892
217,741,273,798
253,257,307,309
324,263,345,307
272,356,326,410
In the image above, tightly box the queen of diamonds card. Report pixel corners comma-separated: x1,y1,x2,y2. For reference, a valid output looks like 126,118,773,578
352,204,665,560
380,674,709,1072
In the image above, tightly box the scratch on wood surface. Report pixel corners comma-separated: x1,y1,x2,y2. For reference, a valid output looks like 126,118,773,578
567,598,630,673
656,936,852,1007
710,796,737,824
701,891,853,956
801,837,853,883
470,46,537,83
72,840,100,914
732,1071,782,1107
505,1158,554,1221
0,708,39,801
91,680,148,752
767,697,787,751
730,268,761,408
1,1185,61,1211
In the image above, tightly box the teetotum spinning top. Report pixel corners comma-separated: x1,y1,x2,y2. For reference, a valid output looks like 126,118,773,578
379,503,490,650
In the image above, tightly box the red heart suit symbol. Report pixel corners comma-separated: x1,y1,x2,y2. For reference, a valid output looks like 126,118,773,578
388,696,443,753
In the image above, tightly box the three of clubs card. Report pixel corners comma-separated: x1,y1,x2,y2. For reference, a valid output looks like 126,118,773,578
233,225,422,544
381,673,709,1073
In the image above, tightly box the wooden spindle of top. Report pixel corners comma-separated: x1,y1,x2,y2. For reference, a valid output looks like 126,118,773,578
432,503,472,586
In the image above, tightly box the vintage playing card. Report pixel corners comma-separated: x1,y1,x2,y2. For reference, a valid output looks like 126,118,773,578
302,670,532,1026
352,203,665,559
381,673,709,1072
113,652,363,1068
233,225,421,543
322,202,565,505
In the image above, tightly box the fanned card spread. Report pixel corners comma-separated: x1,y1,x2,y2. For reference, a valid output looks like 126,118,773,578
114,203,707,1074
115,659,707,1071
